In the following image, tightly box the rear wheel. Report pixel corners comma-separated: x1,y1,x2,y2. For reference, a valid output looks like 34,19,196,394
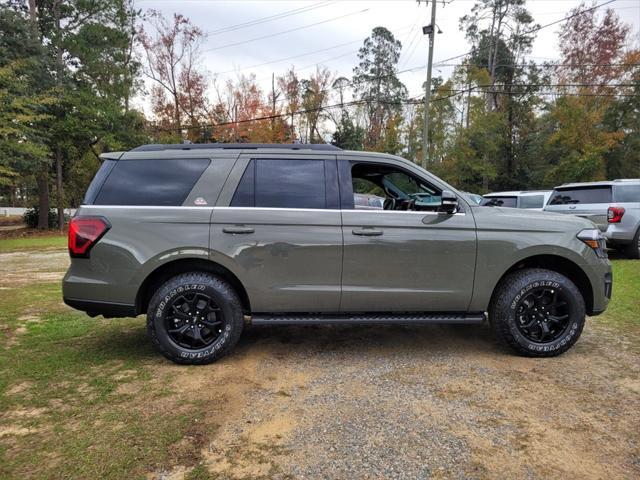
147,272,244,364
623,227,640,259
489,268,585,357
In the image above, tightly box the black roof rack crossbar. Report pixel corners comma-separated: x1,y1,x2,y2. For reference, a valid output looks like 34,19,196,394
130,143,342,152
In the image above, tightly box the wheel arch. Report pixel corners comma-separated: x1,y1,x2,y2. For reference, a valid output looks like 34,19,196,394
490,254,594,315
136,258,251,315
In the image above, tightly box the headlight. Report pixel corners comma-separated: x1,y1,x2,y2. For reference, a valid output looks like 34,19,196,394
577,229,607,258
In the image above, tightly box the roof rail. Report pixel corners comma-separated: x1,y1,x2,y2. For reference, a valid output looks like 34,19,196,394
613,178,640,182
130,143,342,152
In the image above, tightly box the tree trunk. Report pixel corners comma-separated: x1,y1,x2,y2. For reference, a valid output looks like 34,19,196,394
37,171,49,229
55,148,64,231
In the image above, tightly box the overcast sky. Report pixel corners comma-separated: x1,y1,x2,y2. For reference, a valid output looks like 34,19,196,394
134,0,640,109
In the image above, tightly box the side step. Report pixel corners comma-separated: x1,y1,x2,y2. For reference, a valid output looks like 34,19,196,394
250,312,486,326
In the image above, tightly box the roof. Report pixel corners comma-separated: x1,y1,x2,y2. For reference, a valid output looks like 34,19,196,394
129,143,342,152
484,190,551,197
556,179,640,189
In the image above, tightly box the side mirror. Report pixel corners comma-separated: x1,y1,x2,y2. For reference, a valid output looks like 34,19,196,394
440,190,458,214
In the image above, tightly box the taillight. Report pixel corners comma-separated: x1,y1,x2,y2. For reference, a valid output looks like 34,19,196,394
68,216,110,258
607,206,625,223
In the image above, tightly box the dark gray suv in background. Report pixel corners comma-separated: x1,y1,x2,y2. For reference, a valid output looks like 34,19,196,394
63,144,612,364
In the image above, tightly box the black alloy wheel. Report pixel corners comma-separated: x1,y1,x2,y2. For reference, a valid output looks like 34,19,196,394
164,292,225,349
514,287,570,343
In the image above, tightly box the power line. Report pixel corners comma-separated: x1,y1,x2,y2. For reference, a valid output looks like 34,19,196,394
203,1,334,36
152,88,638,134
202,8,370,53
217,23,416,77
432,0,618,67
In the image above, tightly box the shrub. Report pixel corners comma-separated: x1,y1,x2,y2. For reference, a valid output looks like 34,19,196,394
23,207,58,228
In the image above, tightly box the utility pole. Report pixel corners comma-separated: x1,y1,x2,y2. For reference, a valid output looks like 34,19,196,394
421,0,438,166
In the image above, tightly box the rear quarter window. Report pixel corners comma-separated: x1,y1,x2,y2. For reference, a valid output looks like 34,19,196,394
93,158,210,206
482,196,517,208
614,185,640,203
549,187,612,205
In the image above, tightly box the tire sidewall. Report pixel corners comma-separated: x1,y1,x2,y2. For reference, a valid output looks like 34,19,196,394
503,273,585,355
148,277,240,363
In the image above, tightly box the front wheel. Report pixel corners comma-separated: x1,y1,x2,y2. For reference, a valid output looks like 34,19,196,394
489,268,586,357
147,272,244,364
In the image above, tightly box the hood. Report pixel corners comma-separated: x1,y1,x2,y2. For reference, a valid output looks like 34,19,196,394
471,205,596,233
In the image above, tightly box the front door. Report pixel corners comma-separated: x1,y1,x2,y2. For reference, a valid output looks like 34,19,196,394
339,157,477,312
211,154,342,312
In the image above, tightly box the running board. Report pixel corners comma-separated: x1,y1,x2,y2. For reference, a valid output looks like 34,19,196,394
250,312,486,326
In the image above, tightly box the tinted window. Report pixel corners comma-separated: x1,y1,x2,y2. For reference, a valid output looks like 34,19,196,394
519,195,544,209
83,159,116,204
614,185,640,203
94,158,210,206
549,187,612,205
482,196,517,208
231,159,327,209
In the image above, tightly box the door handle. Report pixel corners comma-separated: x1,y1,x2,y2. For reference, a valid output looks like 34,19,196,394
352,228,383,236
223,225,255,234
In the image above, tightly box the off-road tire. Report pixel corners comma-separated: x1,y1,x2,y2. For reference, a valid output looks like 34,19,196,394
147,272,244,365
623,227,640,259
489,268,586,357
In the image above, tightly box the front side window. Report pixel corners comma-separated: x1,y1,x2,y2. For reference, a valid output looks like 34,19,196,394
93,158,210,206
549,187,612,205
349,162,442,211
231,159,327,209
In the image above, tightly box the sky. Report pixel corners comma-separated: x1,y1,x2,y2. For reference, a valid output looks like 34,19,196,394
133,0,640,110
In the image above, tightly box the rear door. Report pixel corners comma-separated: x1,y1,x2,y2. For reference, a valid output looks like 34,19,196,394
545,186,612,230
338,156,477,312
210,154,343,312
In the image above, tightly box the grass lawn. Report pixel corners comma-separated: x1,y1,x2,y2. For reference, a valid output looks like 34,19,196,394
0,251,638,479
0,235,67,253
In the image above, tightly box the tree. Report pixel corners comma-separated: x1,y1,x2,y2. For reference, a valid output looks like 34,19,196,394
300,66,332,143
277,67,302,140
331,114,365,150
353,27,407,150
139,10,208,136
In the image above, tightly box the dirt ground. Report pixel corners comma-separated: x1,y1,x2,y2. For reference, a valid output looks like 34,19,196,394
1,249,639,480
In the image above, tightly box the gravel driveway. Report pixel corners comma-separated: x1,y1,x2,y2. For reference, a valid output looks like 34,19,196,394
3,249,639,479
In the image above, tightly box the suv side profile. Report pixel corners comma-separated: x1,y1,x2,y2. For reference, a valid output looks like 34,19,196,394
63,144,612,364
544,180,640,258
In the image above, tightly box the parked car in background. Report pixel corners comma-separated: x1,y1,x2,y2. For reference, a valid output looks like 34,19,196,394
544,179,640,258
482,190,552,210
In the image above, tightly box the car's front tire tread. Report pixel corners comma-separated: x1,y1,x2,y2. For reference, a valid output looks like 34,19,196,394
489,268,586,357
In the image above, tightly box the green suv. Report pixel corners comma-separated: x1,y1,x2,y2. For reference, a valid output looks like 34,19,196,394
63,144,612,364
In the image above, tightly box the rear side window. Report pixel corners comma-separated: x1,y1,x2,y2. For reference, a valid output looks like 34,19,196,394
231,159,327,209
93,158,210,206
482,196,517,208
83,160,116,204
519,195,544,209
549,187,612,205
614,185,640,203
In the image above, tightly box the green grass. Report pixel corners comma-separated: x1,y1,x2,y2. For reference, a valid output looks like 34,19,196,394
598,259,640,327
0,235,66,252
0,257,638,479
